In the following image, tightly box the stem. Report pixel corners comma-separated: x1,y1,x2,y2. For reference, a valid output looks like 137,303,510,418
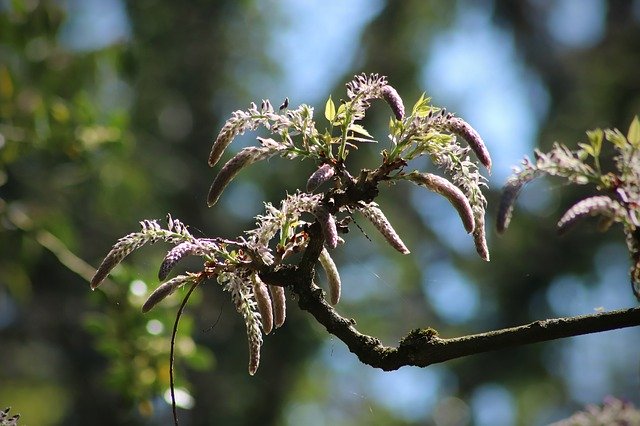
169,276,202,426
338,120,349,160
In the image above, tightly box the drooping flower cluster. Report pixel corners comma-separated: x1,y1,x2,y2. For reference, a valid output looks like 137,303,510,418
383,98,492,260
208,100,319,169
91,216,198,289
91,73,494,376
90,192,333,375
497,116,640,300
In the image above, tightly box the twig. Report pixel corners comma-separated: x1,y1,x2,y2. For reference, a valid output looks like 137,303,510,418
170,276,202,426
286,225,640,371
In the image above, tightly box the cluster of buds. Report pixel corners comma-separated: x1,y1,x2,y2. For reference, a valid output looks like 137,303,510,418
497,117,640,300
91,73,494,376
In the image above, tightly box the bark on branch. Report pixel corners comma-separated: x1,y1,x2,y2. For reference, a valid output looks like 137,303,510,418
261,223,640,371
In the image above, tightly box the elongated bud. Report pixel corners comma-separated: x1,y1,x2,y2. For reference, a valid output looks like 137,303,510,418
209,136,232,168
91,254,121,289
252,273,273,334
268,284,286,328
91,225,157,289
358,202,410,254
496,171,540,234
158,242,196,280
557,196,622,235
446,116,492,171
209,119,242,167
208,146,270,207
319,247,341,305
473,213,490,261
142,275,195,313
381,85,405,120
248,333,261,376
306,163,335,192
405,172,475,233
313,205,338,249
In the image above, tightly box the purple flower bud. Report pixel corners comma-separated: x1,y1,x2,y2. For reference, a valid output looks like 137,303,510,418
381,85,405,120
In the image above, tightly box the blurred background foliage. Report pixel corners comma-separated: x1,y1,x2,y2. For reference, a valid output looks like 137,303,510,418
1,0,639,424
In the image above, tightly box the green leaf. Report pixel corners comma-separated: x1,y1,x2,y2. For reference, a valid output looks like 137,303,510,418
324,96,336,122
411,93,425,114
605,128,627,149
347,123,373,138
411,92,431,117
346,135,377,143
586,128,603,156
627,115,640,147
578,142,594,157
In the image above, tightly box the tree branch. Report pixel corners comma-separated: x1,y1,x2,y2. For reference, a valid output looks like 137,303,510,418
281,225,640,371
259,166,640,371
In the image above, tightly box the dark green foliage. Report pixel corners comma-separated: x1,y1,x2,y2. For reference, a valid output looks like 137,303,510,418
2,0,640,424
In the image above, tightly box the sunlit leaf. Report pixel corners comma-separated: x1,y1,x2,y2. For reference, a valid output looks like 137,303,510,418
346,135,377,143
412,92,424,111
347,123,373,138
605,128,627,149
578,142,594,158
324,95,336,122
586,128,603,156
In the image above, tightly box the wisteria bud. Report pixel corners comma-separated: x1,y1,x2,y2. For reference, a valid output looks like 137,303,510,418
313,205,339,249
208,146,270,207
557,195,622,235
319,247,341,305
473,213,490,262
252,273,274,335
306,163,336,192
268,284,287,329
158,242,198,280
406,172,475,234
381,85,405,120
446,116,492,171
358,202,410,255
496,170,540,234
142,275,195,313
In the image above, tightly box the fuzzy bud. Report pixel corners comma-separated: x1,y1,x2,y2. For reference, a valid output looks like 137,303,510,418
319,247,341,305
381,85,405,120
473,212,490,261
446,116,492,172
496,171,540,234
557,195,622,235
208,146,271,207
158,242,198,281
142,275,196,313
306,163,336,192
358,202,410,254
268,284,287,328
313,205,338,249
252,273,273,335
406,172,475,234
